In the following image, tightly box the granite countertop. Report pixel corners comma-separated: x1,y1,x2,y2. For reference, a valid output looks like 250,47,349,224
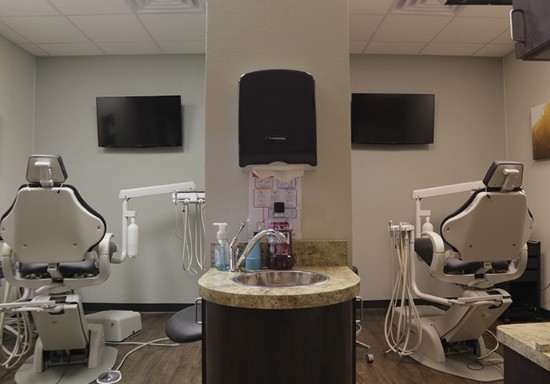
198,265,360,310
497,322,550,371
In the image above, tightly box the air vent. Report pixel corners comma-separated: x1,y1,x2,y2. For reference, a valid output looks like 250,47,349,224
127,0,205,13
392,0,463,16
445,0,511,4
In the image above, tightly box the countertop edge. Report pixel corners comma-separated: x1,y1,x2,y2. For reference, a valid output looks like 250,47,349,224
497,323,550,371
198,266,360,310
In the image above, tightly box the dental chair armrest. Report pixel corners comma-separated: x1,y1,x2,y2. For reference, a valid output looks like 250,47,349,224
97,233,119,264
415,231,446,266
418,231,449,280
421,231,446,252
2,242,12,258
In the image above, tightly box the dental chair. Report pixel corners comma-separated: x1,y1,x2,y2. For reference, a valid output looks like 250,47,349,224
406,160,533,381
0,154,120,383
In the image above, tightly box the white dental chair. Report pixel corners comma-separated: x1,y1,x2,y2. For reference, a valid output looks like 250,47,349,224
407,160,533,381
0,155,119,383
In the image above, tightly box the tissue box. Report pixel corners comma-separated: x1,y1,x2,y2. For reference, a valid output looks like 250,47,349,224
86,310,142,342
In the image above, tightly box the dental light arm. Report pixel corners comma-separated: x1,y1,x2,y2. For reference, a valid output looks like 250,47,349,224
118,182,196,262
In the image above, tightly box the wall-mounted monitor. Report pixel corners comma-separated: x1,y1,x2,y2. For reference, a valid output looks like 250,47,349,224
96,95,182,148
351,93,435,145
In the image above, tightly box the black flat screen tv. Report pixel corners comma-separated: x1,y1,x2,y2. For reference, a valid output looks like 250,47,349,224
351,93,435,145
97,95,182,148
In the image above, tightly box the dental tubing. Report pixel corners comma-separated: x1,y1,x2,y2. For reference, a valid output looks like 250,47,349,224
384,222,422,357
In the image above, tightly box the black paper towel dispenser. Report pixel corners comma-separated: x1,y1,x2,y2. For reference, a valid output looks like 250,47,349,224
239,69,317,167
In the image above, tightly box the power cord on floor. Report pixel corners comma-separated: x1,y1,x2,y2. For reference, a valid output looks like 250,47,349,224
96,337,181,383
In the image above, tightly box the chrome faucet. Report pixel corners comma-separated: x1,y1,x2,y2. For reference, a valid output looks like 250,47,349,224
229,222,247,272
232,229,287,272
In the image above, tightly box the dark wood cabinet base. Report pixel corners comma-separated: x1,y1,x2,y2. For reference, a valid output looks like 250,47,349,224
504,347,550,383
202,300,355,384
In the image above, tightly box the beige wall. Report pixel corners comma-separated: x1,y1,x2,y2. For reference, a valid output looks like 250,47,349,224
0,36,35,211
503,53,550,310
351,55,507,300
204,0,352,254
33,55,206,304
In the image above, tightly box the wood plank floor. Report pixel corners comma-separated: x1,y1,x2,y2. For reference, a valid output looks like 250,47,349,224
0,308,504,384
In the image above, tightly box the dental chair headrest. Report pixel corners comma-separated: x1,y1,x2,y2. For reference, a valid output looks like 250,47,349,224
26,154,67,187
482,160,523,192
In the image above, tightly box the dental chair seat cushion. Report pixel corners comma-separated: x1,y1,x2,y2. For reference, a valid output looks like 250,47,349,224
165,306,202,343
20,259,99,278
415,237,510,274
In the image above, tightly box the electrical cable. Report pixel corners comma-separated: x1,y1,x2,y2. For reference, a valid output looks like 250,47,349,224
96,337,180,384
384,225,422,357
0,285,33,370
476,329,500,360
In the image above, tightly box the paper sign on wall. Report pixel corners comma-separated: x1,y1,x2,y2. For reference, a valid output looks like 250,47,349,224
248,172,301,239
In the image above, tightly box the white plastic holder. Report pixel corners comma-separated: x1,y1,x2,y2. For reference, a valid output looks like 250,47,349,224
243,162,314,182
118,198,137,262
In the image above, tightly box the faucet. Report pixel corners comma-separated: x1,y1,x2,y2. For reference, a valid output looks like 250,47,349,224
229,222,247,272
231,229,287,272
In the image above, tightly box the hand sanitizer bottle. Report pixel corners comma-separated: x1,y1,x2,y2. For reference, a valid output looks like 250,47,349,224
213,223,230,271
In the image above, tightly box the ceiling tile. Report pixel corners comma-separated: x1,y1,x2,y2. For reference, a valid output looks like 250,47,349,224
48,0,133,15
434,17,508,43
138,13,205,41
17,42,49,56
0,21,28,43
157,40,205,54
474,43,514,57
38,42,104,56
0,0,59,16
96,41,162,55
349,14,384,41
365,41,425,55
0,16,89,43
349,41,367,54
492,29,513,44
373,14,451,42
68,15,152,42
457,4,512,18
421,42,483,56
349,0,395,14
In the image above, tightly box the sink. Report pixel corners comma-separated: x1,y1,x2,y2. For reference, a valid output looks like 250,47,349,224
231,270,328,287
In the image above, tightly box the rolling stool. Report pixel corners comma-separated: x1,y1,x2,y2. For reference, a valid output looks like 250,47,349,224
165,299,202,344
353,266,374,363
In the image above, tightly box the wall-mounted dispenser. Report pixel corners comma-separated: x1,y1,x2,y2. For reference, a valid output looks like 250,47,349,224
239,69,317,168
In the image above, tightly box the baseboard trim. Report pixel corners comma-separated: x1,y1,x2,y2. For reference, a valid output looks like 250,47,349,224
83,300,550,320
83,302,193,313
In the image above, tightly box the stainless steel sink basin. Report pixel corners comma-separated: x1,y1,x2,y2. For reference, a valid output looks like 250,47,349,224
231,270,328,287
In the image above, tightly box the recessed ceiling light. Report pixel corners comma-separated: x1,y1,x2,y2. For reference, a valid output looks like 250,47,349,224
392,0,463,16
127,0,205,13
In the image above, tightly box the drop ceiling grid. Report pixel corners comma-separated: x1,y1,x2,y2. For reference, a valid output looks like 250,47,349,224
0,0,516,57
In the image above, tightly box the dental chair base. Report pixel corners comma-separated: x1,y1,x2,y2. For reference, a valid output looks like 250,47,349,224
86,310,142,342
394,292,509,382
14,346,118,384
29,295,103,372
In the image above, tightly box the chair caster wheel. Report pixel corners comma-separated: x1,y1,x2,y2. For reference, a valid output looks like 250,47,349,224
366,353,374,363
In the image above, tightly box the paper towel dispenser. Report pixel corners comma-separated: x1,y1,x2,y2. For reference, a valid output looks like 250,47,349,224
239,69,317,167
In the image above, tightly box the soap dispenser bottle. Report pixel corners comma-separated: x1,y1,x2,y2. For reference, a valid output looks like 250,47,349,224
213,223,230,271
